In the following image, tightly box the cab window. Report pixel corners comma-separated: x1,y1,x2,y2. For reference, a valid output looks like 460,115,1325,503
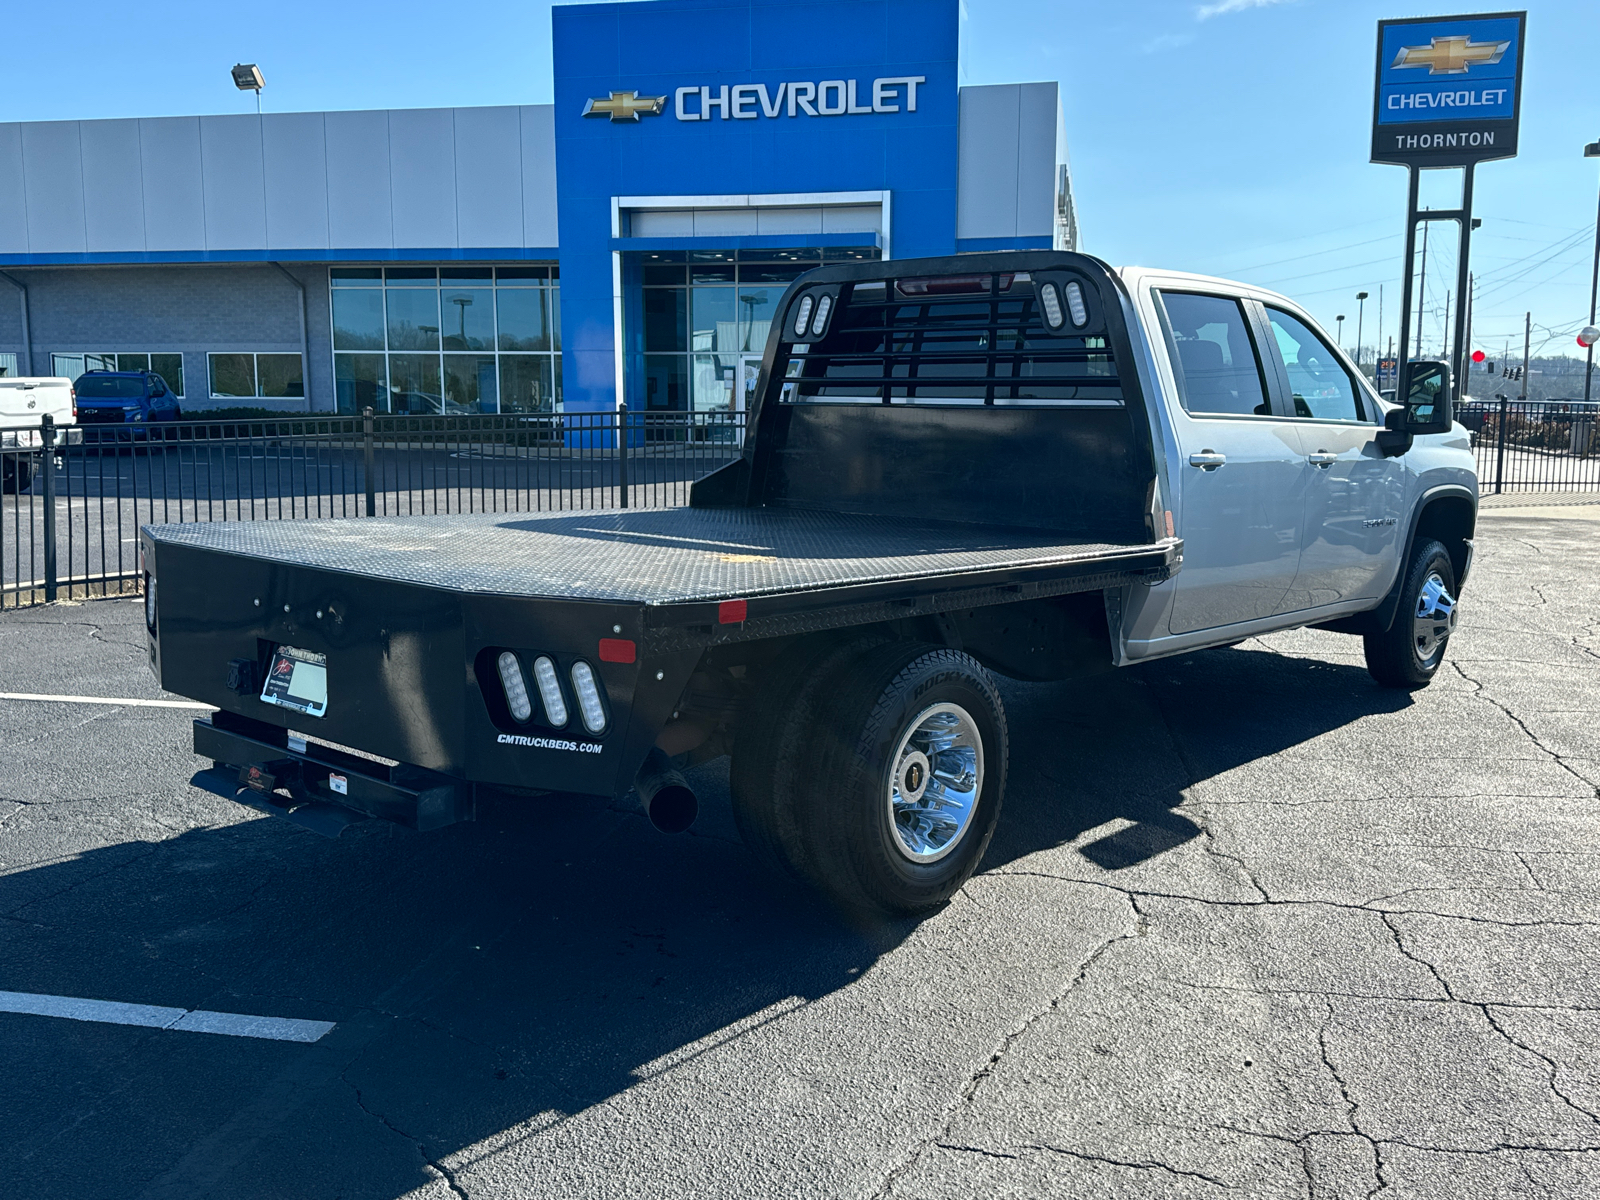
1155,291,1271,417
1265,308,1367,422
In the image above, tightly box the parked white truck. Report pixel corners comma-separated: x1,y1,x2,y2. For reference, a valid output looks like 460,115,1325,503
0,376,76,491
143,252,1476,915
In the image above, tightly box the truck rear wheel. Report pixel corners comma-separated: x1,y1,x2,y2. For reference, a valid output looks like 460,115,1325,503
799,643,1008,916
1364,538,1458,689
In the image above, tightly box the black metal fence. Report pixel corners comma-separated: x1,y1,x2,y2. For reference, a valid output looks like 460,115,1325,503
0,408,744,610
1461,399,1600,494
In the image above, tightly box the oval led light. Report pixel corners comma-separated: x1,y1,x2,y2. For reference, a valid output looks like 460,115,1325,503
1039,283,1065,329
497,651,533,723
793,295,815,337
570,661,607,735
144,574,157,633
811,294,832,337
1064,280,1089,328
532,655,567,727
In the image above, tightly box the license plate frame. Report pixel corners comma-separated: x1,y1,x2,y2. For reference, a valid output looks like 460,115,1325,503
259,645,328,719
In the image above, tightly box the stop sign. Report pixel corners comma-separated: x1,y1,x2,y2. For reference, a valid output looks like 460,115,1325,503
1471,349,1486,363
1579,326,1600,349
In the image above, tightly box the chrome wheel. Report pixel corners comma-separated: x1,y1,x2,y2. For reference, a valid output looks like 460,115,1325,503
1412,571,1457,666
885,702,984,864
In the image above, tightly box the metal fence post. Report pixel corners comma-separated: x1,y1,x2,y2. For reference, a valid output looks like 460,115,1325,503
1494,394,1508,495
618,402,630,509
362,406,376,517
41,415,57,602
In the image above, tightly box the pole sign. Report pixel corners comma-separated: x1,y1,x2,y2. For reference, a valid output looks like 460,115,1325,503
1371,11,1525,167
1377,358,1399,389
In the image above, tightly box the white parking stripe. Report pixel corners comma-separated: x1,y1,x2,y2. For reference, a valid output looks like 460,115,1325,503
0,692,212,710
0,990,335,1043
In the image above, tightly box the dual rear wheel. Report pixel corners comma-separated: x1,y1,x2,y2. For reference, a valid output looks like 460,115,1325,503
731,640,1008,916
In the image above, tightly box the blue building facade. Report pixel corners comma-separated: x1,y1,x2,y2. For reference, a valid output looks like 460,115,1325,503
0,0,1074,414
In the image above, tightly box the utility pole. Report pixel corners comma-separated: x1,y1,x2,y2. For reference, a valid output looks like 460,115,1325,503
1520,311,1531,401
1443,290,1451,365
1416,218,1430,358
1584,139,1600,406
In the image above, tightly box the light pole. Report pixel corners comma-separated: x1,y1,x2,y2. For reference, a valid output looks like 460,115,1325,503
1584,139,1600,406
1336,315,1345,351
230,63,264,114
1355,292,1369,375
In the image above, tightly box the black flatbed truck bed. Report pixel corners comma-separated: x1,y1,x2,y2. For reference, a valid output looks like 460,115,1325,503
144,250,1181,914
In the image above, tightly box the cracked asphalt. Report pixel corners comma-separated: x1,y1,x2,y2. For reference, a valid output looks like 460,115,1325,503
2,503,1597,1199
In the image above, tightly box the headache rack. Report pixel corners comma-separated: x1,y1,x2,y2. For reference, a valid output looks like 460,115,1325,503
694,250,1160,543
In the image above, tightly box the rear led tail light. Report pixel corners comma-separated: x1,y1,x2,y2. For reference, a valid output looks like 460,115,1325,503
1039,283,1065,329
1064,281,1089,328
793,295,815,337
570,661,607,735
497,651,533,723
144,574,157,633
810,294,832,336
532,656,567,726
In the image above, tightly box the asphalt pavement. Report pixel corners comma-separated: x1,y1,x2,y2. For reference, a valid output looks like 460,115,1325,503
1,505,1597,1199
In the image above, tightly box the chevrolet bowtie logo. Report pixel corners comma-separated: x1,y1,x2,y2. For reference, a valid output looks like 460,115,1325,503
582,91,667,122
1391,35,1510,75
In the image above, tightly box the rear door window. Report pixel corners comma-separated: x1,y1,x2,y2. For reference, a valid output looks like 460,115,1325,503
1155,292,1272,417
1264,308,1367,422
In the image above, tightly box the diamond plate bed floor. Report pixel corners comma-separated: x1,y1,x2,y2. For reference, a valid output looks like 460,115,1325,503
144,507,1165,605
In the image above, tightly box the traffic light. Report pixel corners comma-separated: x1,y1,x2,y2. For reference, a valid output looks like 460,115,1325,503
1485,361,1495,373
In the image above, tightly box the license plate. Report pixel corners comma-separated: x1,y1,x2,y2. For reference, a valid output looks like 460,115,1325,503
259,646,328,719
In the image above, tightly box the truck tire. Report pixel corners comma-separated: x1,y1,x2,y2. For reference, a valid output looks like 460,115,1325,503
1364,538,1458,689
799,643,1008,916
730,634,887,888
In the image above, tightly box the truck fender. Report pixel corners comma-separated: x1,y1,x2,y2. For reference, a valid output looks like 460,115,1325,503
1318,483,1477,636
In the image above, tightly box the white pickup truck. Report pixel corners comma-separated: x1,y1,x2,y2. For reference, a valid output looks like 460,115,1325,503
144,251,1476,915
0,376,76,492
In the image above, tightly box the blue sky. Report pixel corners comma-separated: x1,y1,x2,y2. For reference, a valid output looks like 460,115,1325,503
2,0,1595,365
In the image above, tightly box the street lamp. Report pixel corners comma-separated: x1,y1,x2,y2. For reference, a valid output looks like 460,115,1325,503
231,63,265,115
1355,292,1369,374
1584,139,1600,406
1336,314,1345,350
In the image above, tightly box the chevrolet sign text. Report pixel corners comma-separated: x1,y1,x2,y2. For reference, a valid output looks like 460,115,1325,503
675,77,926,121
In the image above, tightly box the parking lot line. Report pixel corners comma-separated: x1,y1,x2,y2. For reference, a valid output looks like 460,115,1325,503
0,990,336,1042
0,692,213,710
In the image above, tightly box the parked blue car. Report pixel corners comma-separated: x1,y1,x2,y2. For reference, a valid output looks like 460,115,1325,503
74,371,182,445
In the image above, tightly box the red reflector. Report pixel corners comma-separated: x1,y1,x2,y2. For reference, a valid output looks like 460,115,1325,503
598,638,636,663
718,600,747,624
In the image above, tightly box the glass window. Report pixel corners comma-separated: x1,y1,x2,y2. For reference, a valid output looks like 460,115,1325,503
333,290,386,351
388,354,442,413
643,355,688,410
115,353,150,372
150,354,184,396
208,354,256,398
444,355,498,413
643,264,687,286
644,287,687,352
500,355,557,413
496,266,548,283
336,353,386,412
1266,308,1366,422
737,287,780,353
692,354,738,412
387,288,440,351
77,376,147,399
689,264,737,284
257,354,305,398
496,289,551,351
1157,292,1271,417
441,267,492,285
331,268,382,284
740,263,808,283
691,286,737,354
0,353,16,378
441,289,494,351
385,267,437,285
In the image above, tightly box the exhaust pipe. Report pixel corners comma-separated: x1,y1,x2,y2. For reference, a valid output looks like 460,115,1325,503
634,748,697,834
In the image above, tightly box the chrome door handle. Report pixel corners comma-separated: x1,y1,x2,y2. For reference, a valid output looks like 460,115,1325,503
1188,450,1226,471
1307,451,1337,468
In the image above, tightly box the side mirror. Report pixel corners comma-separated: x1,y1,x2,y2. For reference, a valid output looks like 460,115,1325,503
1400,360,1453,436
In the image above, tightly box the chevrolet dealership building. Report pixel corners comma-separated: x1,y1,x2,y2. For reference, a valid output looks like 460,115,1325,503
0,0,1076,415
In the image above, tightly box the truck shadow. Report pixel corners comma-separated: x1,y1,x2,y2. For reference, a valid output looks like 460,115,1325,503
1,640,1406,1199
